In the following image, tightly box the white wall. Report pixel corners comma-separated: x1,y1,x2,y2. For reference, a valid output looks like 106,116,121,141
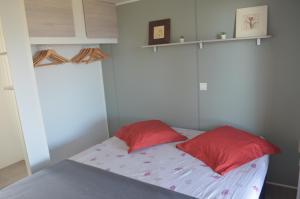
0,0,50,172
32,45,109,164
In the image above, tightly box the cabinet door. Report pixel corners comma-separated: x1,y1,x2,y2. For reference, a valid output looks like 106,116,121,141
83,0,118,39
24,0,75,37
0,23,28,171
0,22,6,53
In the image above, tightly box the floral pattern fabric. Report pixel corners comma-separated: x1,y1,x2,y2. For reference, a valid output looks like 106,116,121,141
70,128,268,199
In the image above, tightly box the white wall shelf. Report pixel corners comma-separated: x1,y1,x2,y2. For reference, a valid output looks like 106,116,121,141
142,35,272,52
30,37,118,45
116,0,140,6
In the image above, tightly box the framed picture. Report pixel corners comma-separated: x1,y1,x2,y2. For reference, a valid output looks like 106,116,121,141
236,5,268,38
148,19,171,45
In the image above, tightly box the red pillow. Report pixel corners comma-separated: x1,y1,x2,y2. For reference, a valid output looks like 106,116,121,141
116,120,187,153
176,126,280,175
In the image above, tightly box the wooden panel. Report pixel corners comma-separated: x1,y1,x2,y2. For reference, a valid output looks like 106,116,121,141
83,0,118,38
24,0,75,37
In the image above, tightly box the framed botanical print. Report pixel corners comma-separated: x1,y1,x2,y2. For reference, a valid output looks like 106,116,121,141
236,6,268,38
148,19,171,45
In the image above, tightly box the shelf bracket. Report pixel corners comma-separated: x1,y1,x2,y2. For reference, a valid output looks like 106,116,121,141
153,46,158,53
198,41,203,49
256,38,261,46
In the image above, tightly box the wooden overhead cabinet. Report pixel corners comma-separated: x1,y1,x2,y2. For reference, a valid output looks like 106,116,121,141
83,0,118,39
24,0,118,44
25,0,75,37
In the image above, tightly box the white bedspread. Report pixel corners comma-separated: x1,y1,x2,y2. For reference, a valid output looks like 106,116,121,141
71,128,268,199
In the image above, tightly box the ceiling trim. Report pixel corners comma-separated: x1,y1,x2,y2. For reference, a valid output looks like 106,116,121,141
116,0,140,6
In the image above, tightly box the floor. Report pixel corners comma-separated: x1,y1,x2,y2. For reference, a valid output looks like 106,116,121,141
265,183,297,199
0,161,28,189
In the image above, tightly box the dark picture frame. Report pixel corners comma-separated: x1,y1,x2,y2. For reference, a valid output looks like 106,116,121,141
148,19,171,45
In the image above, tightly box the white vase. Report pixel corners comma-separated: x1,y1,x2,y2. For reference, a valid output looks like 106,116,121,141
220,34,227,40
180,38,185,43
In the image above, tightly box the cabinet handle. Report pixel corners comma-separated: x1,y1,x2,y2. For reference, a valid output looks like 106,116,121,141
2,86,14,91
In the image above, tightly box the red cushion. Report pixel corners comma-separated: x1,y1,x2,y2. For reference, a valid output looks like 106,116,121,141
176,126,280,175
116,120,187,153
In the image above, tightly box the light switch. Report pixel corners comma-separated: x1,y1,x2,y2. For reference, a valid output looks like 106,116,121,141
200,83,208,91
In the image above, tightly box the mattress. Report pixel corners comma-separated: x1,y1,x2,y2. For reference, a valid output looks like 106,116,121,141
71,128,268,199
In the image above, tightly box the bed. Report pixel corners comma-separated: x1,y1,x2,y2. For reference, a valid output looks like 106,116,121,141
71,128,268,199
0,128,268,199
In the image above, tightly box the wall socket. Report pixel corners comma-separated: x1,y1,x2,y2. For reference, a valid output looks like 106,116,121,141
200,83,208,91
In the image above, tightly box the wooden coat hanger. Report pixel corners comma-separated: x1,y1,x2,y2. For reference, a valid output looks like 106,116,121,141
33,49,69,67
71,48,109,64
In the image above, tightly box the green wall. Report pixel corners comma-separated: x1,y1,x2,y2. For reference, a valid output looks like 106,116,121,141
102,0,300,186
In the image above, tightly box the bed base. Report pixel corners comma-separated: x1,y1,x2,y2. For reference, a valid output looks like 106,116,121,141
259,182,266,199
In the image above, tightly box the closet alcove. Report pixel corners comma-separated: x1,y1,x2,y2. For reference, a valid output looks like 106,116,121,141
24,0,117,164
